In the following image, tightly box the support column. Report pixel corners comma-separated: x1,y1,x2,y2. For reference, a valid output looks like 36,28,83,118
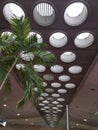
66,105,69,130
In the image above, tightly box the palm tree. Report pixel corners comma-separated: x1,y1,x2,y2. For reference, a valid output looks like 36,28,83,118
0,16,56,107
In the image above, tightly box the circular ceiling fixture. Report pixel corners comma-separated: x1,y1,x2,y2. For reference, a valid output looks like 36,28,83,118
47,97,54,101
29,32,43,43
58,89,67,93
3,3,25,23
57,98,65,102
43,74,54,81
1,31,12,36
15,63,25,70
68,65,82,74
42,82,47,87
33,64,46,72
33,2,55,26
60,52,76,63
38,97,44,100
50,65,64,73
45,88,54,93
51,82,61,88
74,32,94,48
65,83,76,88
57,105,63,108
49,32,68,48
20,51,34,61
38,103,45,106
52,101,59,105
41,93,49,97
64,2,88,26
52,93,60,97
42,100,49,104
59,75,70,82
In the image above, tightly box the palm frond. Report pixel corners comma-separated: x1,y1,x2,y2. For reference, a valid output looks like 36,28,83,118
33,50,56,66
17,64,44,106
11,16,30,43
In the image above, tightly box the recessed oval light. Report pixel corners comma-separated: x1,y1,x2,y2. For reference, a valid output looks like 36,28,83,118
68,65,82,74
52,101,59,105
57,105,63,108
60,52,76,63
29,32,43,43
74,32,94,48
49,32,68,48
42,100,49,104
33,64,46,72
47,97,54,101
38,103,45,106
52,93,60,97
3,3,25,23
45,88,54,93
58,89,67,93
15,63,25,70
64,2,88,26
20,51,34,61
51,82,61,88
1,31,12,36
50,65,64,73
43,74,54,81
41,93,49,97
57,98,65,102
33,2,55,26
42,82,47,87
38,97,44,100
59,75,70,82
65,83,76,88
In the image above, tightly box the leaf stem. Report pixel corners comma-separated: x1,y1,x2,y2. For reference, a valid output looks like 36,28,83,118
0,56,19,90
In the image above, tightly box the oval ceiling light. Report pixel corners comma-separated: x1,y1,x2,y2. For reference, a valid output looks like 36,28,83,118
43,74,54,81
74,32,94,48
33,2,55,26
68,65,82,74
58,89,67,93
52,101,59,105
16,63,25,70
42,100,49,104
49,32,68,48
38,97,44,100
51,82,61,88
29,32,43,43
41,93,49,97
38,103,45,106
20,51,34,61
50,65,64,73
57,105,63,108
33,64,46,72
42,82,47,87
3,3,25,23
64,2,88,26
1,31,12,36
59,75,70,82
52,93,60,97
57,98,65,102
60,52,76,63
65,83,76,88
45,88,54,93
47,97,54,101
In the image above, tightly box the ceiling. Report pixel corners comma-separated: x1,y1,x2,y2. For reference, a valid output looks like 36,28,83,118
0,0,98,129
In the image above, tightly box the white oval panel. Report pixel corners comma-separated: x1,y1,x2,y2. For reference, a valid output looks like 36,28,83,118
60,52,76,63
49,32,68,48
74,32,94,48
64,2,88,26
68,65,82,74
